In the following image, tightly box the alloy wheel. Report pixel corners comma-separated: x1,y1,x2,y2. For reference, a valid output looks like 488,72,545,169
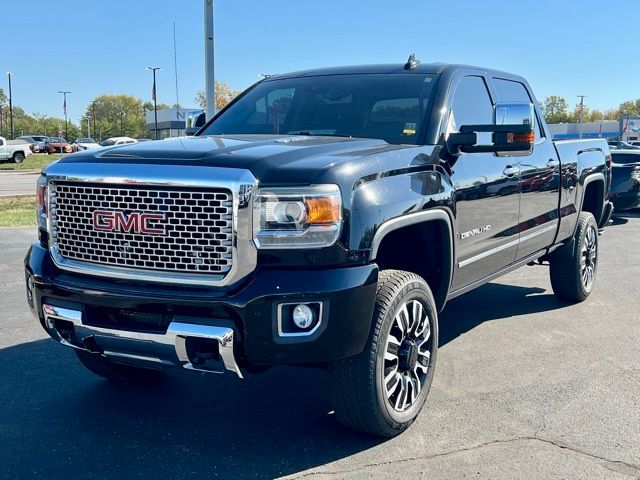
383,299,432,412
581,225,597,289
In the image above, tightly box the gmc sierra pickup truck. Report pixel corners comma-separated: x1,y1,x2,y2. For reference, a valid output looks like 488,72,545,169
25,60,612,437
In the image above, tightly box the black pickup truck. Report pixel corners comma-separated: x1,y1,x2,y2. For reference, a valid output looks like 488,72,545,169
25,60,612,437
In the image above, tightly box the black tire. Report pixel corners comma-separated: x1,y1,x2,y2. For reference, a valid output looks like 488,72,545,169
549,211,599,302
328,270,438,437
13,152,25,164
75,349,162,382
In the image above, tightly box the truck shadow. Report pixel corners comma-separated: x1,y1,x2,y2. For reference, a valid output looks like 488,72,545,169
0,282,566,479
439,282,566,346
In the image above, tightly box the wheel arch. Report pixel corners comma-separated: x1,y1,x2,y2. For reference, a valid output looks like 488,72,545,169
579,173,605,227
370,209,454,311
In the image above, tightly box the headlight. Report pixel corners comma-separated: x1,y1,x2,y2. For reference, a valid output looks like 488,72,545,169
253,184,342,248
36,175,48,230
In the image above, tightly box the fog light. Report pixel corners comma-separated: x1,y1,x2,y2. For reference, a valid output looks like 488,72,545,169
292,304,314,329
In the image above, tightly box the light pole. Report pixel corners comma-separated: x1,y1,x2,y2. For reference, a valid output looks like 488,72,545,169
92,101,97,138
577,95,586,139
86,115,91,137
7,72,14,140
204,0,215,120
58,91,71,139
119,111,125,136
0,104,3,137
146,67,161,139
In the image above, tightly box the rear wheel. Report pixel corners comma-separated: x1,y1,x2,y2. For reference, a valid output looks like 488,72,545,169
13,152,25,164
549,212,598,302
75,349,162,382
329,270,438,437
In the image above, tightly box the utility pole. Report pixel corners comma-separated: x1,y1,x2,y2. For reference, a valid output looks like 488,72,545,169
577,95,586,139
0,104,3,137
7,72,14,139
204,0,215,120
119,111,125,136
86,115,91,137
58,91,71,139
146,67,161,140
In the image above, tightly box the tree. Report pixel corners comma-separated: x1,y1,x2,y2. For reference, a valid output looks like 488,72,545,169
617,99,640,116
541,96,571,124
83,94,150,140
195,81,239,111
0,88,7,106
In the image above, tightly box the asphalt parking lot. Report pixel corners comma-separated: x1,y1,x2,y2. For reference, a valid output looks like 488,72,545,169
1,214,639,479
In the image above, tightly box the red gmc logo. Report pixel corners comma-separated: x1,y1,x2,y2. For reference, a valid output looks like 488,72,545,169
92,210,166,235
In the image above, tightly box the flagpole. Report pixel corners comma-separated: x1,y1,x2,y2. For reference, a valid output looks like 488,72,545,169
146,67,161,140
58,91,71,140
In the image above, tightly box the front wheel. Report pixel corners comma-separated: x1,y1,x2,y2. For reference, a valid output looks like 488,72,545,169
549,212,599,302
13,152,25,164
329,270,438,437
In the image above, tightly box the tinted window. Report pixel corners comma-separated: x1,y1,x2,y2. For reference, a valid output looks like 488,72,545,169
612,153,640,164
493,78,543,139
449,76,493,145
202,74,437,145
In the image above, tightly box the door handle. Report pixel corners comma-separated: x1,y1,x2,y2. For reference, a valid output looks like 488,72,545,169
547,158,560,168
502,165,519,177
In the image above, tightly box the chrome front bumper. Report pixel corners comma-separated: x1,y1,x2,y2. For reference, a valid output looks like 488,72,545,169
42,304,243,378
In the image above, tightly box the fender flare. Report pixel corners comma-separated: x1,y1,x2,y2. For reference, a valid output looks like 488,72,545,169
370,209,455,307
579,172,605,223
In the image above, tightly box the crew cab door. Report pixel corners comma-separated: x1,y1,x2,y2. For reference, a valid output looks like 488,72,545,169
0,138,6,159
446,75,521,291
492,78,560,259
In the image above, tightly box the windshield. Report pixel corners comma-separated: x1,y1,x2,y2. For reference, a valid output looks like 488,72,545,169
100,140,116,146
49,137,64,143
76,138,95,143
201,74,437,145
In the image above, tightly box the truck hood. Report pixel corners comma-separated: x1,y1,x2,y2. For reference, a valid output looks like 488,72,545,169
55,134,418,185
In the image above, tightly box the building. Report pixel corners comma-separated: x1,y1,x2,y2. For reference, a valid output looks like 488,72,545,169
547,117,640,141
145,107,204,139
547,120,618,140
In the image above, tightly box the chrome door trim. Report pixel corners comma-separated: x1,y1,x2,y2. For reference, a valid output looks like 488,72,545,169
458,224,556,268
43,162,258,286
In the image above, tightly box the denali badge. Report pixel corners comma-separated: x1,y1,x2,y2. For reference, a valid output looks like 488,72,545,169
460,224,492,240
92,210,166,235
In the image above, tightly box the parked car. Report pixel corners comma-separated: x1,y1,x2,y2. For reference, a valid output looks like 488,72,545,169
0,136,33,163
26,61,612,437
609,150,640,211
45,137,73,154
16,135,49,153
628,141,640,147
100,136,137,147
608,141,640,150
73,137,101,151
136,138,153,142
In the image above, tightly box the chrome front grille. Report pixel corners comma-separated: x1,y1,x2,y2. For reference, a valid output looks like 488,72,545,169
49,181,234,277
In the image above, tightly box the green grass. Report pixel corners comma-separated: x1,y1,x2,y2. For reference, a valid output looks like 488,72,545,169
0,196,36,227
0,153,62,171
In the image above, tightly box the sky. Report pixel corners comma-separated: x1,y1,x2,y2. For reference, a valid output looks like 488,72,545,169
1,0,638,123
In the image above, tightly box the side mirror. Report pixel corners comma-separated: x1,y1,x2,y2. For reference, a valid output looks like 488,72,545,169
446,102,535,157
